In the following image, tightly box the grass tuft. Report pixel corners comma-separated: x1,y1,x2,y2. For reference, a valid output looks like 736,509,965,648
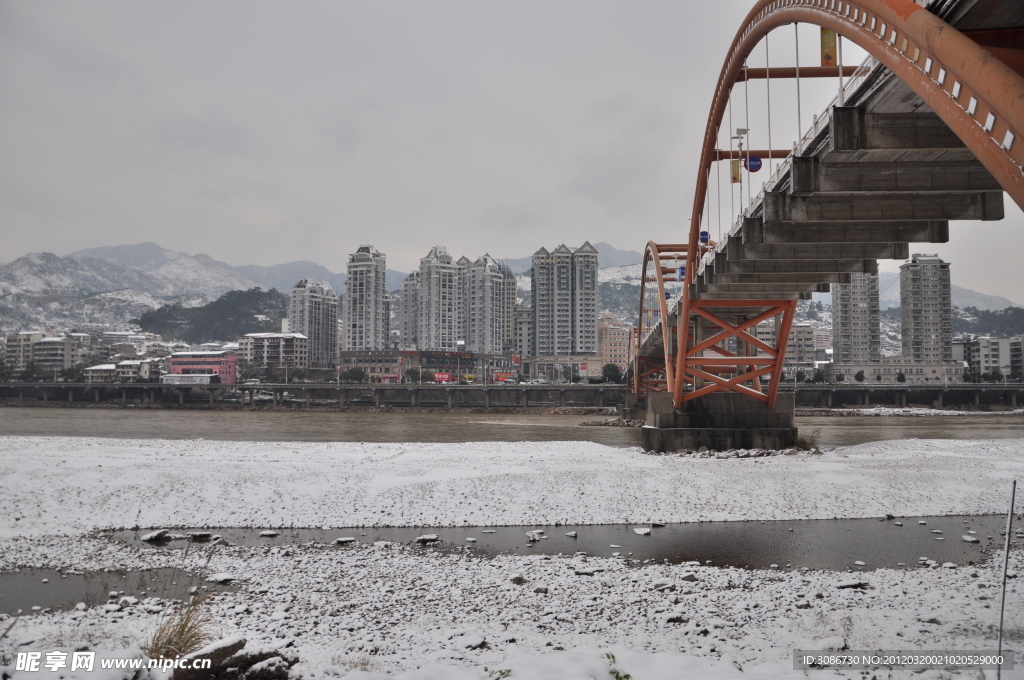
143,594,215,659
793,427,821,451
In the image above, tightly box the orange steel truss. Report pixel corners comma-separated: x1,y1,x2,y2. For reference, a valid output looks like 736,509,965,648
632,0,1024,412
679,300,797,407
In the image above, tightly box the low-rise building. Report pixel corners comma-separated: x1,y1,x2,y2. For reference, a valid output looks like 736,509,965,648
169,350,238,384
116,359,157,382
823,356,964,384
238,333,309,369
338,349,517,384
1011,336,1022,379
84,364,117,383
522,355,601,382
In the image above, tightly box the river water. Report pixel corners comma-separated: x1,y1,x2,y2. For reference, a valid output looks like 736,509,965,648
0,407,1022,447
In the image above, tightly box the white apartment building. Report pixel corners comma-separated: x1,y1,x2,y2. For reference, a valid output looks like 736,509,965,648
463,254,514,355
416,247,463,352
288,279,338,370
961,336,1014,378
400,247,517,354
239,332,310,369
900,254,952,361
84,364,117,383
5,331,46,372
531,243,599,357
32,336,75,375
832,272,881,364
343,245,389,351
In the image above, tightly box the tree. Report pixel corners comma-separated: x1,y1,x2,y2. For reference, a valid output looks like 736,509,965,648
876,373,882,382
896,372,906,383
561,366,580,383
421,370,435,383
962,368,974,383
602,363,622,384
405,368,421,383
834,373,844,383
19,362,40,382
795,371,806,383
854,370,865,383
991,368,1004,382
346,367,366,383
812,369,825,383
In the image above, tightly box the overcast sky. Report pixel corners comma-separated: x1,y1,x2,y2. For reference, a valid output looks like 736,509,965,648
1,1,1021,297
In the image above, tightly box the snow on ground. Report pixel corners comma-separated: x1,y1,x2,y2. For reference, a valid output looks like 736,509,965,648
2,436,1023,678
2,437,1024,537
2,535,1021,679
826,407,1024,417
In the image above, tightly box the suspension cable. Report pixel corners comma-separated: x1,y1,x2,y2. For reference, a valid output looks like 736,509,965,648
795,23,802,150
766,34,773,176
838,32,845,105
728,94,734,225
744,63,751,213
717,125,722,244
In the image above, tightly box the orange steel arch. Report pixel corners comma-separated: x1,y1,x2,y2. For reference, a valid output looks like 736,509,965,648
665,0,1024,409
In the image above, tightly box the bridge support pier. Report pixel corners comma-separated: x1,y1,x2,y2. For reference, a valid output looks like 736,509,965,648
642,392,797,452
42,391,48,403
1012,392,1017,408
559,390,566,407
975,392,981,406
522,390,528,408
209,390,214,406
95,390,100,403
179,390,185,405
937,391,944,408
68,389,73,404
374,390,381,408
447,390,454,408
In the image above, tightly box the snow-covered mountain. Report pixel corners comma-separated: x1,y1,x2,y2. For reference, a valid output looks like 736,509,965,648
69,242,188,270
0,251,261,297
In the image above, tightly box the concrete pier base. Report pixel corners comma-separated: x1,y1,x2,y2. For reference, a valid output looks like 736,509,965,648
641,392,798,452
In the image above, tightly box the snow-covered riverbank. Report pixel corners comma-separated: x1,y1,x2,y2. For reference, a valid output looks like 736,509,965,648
1,535,1021,680
2,437,1024,536
2,436,1022,679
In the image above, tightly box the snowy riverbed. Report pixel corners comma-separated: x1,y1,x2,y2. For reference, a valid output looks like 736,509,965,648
2,436,1024,536
1,436,1023,678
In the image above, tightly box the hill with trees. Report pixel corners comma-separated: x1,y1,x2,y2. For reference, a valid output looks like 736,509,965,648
133,288,288,344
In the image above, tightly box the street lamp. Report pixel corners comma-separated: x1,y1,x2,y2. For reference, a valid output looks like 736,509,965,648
733,128,750,211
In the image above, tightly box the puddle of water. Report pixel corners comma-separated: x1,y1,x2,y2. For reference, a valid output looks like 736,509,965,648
112,515,1020,572
0,568,236,616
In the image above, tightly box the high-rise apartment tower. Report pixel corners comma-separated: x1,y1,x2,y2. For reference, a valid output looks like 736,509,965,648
343,245,389,351
831,272,881,364
530,243,599,357
900,254,952,362
288,278,338,370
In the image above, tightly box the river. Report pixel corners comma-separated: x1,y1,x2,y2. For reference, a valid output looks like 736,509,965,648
0,407,1022,447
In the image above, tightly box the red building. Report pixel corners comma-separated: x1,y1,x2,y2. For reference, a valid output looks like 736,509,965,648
169,350,238,385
